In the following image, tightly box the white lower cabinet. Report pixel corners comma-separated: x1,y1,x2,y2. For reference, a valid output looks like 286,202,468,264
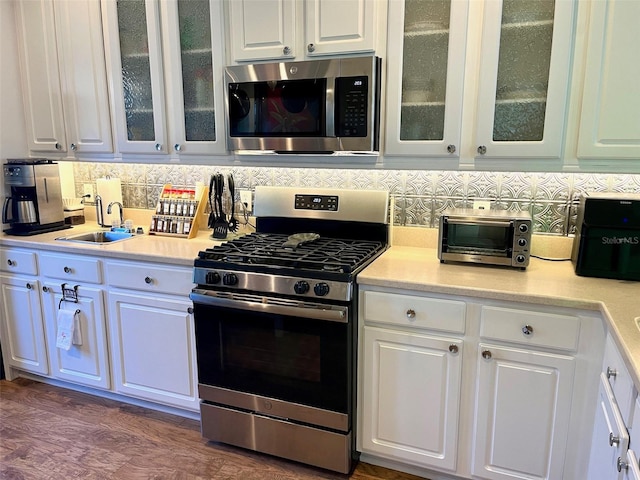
359,286,600,480
471,344,575,480
361,326,462,471
106,259,197,411
0,274,48,375
41,283,110,390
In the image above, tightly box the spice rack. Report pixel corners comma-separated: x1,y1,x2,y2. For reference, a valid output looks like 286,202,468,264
149,184,207,239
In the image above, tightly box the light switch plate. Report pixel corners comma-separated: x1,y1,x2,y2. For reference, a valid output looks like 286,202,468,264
83,184,94,202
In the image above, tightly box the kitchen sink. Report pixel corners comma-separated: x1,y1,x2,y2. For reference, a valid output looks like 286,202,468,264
55,230,134,244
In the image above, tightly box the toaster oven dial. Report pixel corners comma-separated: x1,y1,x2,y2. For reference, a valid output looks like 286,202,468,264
518,223,529,233
518,238,528,247
294,280,310,295
314,282,330,297
516,255,526,264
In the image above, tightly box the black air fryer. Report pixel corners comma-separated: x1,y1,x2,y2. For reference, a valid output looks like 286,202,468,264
571,193,640,281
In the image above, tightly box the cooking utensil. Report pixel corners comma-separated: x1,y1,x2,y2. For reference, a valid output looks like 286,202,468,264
227,174,239,233
212,174,228,239
283,232,320,248
207,174,216,229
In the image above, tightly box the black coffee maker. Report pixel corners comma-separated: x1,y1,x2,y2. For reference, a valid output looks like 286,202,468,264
571,193,640,281
2,159,66,235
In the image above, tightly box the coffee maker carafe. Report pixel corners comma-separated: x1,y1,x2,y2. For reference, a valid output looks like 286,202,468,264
2,159,66,235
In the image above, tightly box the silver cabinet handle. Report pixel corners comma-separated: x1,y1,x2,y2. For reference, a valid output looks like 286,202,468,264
70,143,77,151
307,43,315,53
447,144,456,154
155,143,162,151
607,367,617,379
55,142,62,150
64,266,72,274
283,46,291,55
144,276,153,284
26,283,33,290
618,456,628,472
7,259,15,266
522,325,533,336
187,307,194,314
449,344,459,354
477,145,487,155
174,143,182,152
610,432,620,447
406,309,416,319
42,286,49,293
482,350,492,360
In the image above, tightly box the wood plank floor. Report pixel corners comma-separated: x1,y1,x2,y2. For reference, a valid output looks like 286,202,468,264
0,379,428,480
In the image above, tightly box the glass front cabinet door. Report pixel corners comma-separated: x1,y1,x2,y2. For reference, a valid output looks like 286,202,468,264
102,0,226,155
474,0,576,159
385,0,469,157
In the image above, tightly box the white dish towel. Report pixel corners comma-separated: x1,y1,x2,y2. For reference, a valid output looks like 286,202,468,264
56,309,82,350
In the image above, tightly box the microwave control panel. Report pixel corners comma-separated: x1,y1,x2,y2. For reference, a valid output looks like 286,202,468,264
336,76,368,137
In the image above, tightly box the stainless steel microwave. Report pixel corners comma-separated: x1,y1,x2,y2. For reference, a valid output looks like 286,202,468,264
224,56,381,154
438,209,532,269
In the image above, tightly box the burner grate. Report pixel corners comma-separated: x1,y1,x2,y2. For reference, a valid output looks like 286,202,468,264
199,233,384,274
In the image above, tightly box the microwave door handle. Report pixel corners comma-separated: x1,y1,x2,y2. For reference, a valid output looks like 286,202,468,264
445,218,513,228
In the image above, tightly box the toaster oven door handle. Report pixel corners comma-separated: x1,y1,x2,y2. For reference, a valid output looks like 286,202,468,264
445,218,513,228
189,290,349,323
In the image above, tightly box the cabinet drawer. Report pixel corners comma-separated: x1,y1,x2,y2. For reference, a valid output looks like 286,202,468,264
0,247,38,275
39,252,102,284
602,333,635,423
480,306,580,352
362,290,466,334
106,261,193,295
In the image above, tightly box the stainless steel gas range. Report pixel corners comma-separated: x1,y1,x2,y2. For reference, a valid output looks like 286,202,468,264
189,186,389,473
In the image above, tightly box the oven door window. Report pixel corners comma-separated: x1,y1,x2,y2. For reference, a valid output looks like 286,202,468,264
447,223,511,256
228,79,327,137
194,303,349,413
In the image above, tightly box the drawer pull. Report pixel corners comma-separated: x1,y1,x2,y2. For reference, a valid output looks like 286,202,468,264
406,309,416,319
449,344,459,354
482,350,492,360
64,266,72,274
607,367,617,379
144,276,153,285
522,325,533,336
618,456,628,472
610,432,620,447
7,259,15,266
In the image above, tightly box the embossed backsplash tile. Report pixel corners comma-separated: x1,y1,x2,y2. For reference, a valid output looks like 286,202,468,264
72,163,640,235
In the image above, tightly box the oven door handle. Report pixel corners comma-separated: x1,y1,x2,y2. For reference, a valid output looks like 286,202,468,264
189,290,349,323
445,218,513,228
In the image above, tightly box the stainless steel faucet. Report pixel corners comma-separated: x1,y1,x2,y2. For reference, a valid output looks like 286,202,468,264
95,194,108,228
107,201,124,228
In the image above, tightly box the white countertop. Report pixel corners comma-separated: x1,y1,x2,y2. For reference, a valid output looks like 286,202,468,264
357,246,640,388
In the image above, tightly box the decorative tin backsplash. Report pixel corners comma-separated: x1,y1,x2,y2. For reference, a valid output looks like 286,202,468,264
72,163,640,235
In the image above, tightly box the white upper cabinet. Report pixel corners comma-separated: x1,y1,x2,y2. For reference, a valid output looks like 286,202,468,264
227,0,378,62
577,0,640,160
102,0,226,155
14,0,113,155
384,0,469,156
474,0,575,159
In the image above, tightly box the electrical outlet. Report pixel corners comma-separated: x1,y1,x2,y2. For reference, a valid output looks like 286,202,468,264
240,190,252,211
473,200,491,210
83,184,94,203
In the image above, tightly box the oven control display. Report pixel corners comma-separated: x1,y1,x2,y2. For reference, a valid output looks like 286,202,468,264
294,194,338,211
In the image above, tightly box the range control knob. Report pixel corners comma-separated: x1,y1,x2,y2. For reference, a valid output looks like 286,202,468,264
205,271,221,284
518,223,529,233
294,280,310,295
222,273,238,286
515,255,526,263
518,238,528,247
314,282,330,297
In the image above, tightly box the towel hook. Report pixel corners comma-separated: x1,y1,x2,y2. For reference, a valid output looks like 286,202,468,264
59,283,80,309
